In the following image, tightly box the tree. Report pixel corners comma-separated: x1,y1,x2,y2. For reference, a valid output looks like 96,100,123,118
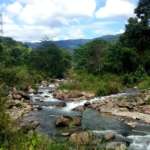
30,42,71,78
135,0,150,25
106,44,139,73
74,40,108,74
0,37,30,67
120,0,150,53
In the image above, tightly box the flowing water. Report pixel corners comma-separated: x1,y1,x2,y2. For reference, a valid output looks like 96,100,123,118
23,84,150,149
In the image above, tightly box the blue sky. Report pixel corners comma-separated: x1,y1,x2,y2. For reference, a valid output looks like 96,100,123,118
0,0,139,42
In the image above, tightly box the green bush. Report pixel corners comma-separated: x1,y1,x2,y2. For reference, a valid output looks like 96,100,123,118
0,66,44,89
96,80,122,96
60,70,123,96
137,76,150,89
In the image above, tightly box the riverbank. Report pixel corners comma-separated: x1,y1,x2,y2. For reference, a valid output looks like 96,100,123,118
53,86,150,125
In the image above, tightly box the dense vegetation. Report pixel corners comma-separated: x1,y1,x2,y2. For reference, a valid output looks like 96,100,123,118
67,0,150,95
0,37,71,149
0,0,150,149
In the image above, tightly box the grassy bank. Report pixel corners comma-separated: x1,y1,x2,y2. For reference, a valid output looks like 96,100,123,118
59,70,150,96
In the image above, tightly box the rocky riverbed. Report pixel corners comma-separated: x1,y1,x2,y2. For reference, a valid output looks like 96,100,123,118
7,81,150,150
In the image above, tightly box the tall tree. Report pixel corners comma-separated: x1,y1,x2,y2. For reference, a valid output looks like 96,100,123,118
120,0,150,53
74,40,108,74
135,0,150,25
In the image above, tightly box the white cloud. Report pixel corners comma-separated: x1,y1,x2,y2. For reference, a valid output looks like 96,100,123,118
17,0,96,25
96,0,136,18
6,1,23,15
2,0,96,41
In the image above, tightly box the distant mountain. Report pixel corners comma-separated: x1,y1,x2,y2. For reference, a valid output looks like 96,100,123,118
96,34,120,42
26,34,120,50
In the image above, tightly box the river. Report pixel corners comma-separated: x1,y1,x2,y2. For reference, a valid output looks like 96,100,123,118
23,83,150,150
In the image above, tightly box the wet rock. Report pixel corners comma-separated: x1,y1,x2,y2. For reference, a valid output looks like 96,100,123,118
32,105,42,111
55,102,66,107
112,111,150,124
55,116,81,127
106,142,127,150
73,117,81,126
141,105,150,114
69,131,93,145
8,103,32,120
82,109,131,135
73,106,85,112
44,95,50,98
27,85,35,94
53,90,95,101
55,116,72,127
104,132,115,141
41,81,48,87
21,120,40,133
61,132,70,137
84,102,91,107
11,88,30,100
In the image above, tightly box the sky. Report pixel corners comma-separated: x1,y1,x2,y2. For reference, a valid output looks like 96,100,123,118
0,0,139,42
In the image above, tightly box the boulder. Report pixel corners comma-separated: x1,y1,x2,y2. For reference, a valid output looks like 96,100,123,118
69,132,93,145
106,142,127,150
41,81,48,87
55,102,66,107
53,90,95,101
73,106,85,112
73,117,81,126
12,89,30,100
104,132,115,141
141,105,150,114
55,116,72,127
55,116,81,127
32,105,42,111
27,85,35,94
12,93,22,100
21,121,40,133
84,102,91,107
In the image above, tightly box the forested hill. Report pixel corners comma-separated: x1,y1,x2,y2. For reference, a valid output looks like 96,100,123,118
26,34,120,50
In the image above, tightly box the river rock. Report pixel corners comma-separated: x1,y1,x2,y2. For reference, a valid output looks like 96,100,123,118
106,142,127,150
55,102,66,107
32,105,42,111
82,109,131,135
69,131,93,145
84,102,91,107
141,105,150,114
21,120,40,133
73,117,81,126
41,81,48,87
104,132,115,141
27,85,35,94
55,116,72,127
11,88,30,100
73,105,85,112
55,116,81,127
53,90,95,101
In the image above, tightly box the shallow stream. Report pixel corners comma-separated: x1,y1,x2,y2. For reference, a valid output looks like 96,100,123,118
23,84,150,150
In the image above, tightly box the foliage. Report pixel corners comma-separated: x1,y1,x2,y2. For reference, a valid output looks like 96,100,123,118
0,84,11,147
74,39,109,74
30,41,71,78
137,76,150,89
120,0,150,53
0,66,44,89
0,37,30,67
106,44,139,73
60,70,123,96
